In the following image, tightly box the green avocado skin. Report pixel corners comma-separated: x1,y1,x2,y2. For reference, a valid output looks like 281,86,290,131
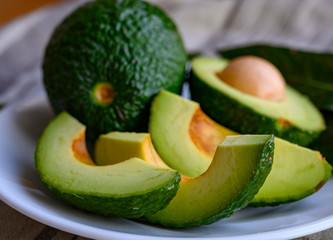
189,73,321,146
34,112,182,218
146,135,274,228
43,174,181,218
310,110,333,165
220,44,333,111
190,136,275,227
43,0,187,135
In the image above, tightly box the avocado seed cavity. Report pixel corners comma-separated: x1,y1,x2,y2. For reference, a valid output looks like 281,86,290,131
189,108,237,158
217,56,286,101
72,130,95,165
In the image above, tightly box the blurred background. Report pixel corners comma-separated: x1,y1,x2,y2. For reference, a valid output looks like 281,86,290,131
1,0,333,107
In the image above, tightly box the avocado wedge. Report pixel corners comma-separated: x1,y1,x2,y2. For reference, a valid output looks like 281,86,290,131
189,57,325,146
149,90,236,177
251,137,332,206
149,91,332,207
43,0,187,136
145,135,274,228
220,44,333,111
94,131,169,168
35,112,180,218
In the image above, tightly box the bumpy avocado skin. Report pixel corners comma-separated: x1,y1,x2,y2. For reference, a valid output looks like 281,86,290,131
220,44,333,111
43,0,187,135
190,71,322,146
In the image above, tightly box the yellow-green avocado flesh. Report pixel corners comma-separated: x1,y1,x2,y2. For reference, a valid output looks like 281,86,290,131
251,137,332,206
190,57,325,146
94,131,170,168
149,91,332,207
149,90,235,177
35,112,180,218
145,135,274,228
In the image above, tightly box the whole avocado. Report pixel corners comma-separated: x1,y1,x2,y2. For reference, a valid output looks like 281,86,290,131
43,0,187,135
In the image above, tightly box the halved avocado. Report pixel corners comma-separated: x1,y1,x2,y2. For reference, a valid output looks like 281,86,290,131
149,90,236,177
94,132,169,168
220,44,333,111
145,135,274,228
252,137,332,206
189,57,325,146
150,91,332,206
35,112,180,218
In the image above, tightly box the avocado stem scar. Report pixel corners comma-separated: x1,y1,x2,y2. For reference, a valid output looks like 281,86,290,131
94,83,114,104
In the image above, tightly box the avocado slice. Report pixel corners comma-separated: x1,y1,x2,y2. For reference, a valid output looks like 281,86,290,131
189,57,325,146
35,112,180,218
149,90,236,177
145,135,274,227
220,44,333,111
95,132,169,168
149,91,332,206
251,137,332,206
43,0,187,136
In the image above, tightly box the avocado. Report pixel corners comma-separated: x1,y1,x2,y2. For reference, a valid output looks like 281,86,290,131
145,135,274,228
95,131,169,168
219,44,333,111
150,91,331,206
189,57,325,146
35,112,180,218
251,137,332,206
310,110,333,165
43,0,187,136
149,90,236,177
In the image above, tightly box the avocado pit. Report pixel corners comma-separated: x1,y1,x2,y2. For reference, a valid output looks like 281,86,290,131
217,55,286,101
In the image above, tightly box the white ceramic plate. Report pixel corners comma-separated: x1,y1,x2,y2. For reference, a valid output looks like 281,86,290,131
1,92,333,240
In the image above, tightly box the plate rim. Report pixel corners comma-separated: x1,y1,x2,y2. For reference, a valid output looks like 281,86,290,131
1,2,333,239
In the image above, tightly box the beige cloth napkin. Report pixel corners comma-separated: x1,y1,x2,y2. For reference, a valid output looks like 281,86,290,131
1,0,333,239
